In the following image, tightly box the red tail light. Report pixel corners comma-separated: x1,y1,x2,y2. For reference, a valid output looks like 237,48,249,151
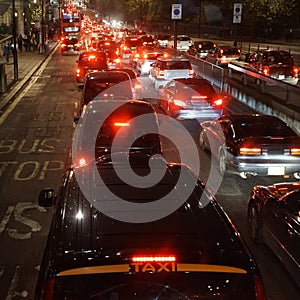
239,147,262,155
114,122,130,127
189,69,194,76
213,98,223,106
254,275,267,300
132,256,176,262
41,279,55,300
262,66,269,76
76,68,81,77
134,82,142,90
293,67,298,78
290,148,300,155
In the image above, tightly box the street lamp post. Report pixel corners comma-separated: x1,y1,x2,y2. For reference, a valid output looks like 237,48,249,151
39,0,45,53
12,0,18,80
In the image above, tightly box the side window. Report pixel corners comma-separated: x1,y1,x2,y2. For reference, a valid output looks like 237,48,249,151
221,121,234,139
281,191,300,216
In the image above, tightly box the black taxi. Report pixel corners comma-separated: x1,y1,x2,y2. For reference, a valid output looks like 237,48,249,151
35,154,266,299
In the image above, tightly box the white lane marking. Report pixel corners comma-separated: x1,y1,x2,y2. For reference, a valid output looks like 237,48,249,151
0,206,14,235
5,265,28,299
0,265,4,277
7,202,46,240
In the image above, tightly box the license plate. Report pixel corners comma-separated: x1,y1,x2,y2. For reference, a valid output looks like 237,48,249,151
268,166,285,175
279,75,285,80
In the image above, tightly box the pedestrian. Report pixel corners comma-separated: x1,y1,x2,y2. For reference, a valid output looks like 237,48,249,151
3,43,10,63
17,34,23,52
23,33,30,51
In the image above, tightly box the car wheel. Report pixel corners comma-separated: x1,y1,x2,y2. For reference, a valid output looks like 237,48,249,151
199,130,207,151
248,204,263,244
219,150,227,176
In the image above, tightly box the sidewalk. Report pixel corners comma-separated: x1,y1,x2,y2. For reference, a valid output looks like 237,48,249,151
0,40,59,111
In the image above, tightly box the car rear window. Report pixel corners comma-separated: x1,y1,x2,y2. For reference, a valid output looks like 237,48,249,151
47,272,256,299
83,74,132,103
164,61,191,70
237,118,298,137
265,52,294,65
221,47,240,55
178,36,191,41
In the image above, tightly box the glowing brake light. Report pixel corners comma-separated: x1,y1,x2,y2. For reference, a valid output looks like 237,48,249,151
88,55,96,60
114,122,130,127
143,54,148,59
239,147,262,155
189,69,194,76
78,158,87,167
192,95,207,99
290,148,300,155
173,99,186,107
293,67,298,78
254,275,267,300
132,256,176,262
213,98,223,106
76,68,81,77
262,67,269,76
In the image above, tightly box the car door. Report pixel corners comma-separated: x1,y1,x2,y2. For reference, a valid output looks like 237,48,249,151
278,192,300,275
263,192,300,278
158,81,175,111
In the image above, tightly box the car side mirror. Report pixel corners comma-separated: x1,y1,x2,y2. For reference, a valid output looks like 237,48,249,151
38,188,56,207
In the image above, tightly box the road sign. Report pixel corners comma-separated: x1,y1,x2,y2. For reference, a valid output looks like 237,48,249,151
233,15,242,24
233,3,242,24
171,4,182,20
233,3,242,16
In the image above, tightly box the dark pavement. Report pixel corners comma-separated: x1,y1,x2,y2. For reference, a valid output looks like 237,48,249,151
0,39,59,111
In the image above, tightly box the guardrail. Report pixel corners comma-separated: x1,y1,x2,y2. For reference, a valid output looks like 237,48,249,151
227,61,300,106
183,52,300,133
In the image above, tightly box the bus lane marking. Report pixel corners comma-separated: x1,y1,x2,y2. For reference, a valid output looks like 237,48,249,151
5,265,28,300
6,202,46,240
0,206,15,235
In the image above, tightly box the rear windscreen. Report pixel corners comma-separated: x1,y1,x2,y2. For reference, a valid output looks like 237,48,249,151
47,272,256,299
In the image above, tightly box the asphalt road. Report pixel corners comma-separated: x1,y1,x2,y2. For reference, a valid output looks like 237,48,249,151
0,49,299,299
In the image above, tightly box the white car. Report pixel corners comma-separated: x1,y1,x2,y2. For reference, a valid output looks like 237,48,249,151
149,56,194,91
167,35,193,52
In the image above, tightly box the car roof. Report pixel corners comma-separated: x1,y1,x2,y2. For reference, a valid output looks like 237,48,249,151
85,70,131,81
105,68,137,79
173,78,210,85
156,56,190,62
49,162,254,273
